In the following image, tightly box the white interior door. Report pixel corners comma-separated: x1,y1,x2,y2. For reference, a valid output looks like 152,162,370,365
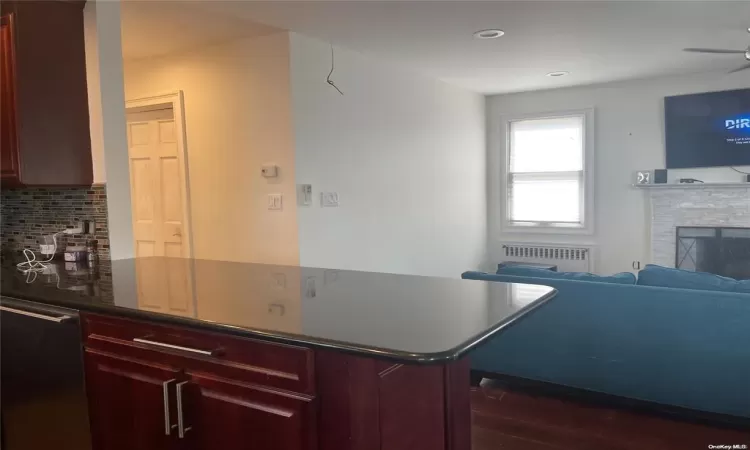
127,114,194,317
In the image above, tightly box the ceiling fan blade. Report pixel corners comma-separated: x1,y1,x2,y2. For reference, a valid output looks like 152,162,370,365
683,48,745,54
728,63,750,74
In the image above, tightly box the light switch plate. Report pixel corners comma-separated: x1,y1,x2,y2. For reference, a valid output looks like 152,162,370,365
268,193,283,210
321,192,339,207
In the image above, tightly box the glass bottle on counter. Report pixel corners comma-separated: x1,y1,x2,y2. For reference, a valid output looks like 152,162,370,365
86,238,97,269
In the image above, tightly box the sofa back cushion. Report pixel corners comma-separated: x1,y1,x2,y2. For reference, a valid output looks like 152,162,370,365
637,264,740,293
497,266,636,285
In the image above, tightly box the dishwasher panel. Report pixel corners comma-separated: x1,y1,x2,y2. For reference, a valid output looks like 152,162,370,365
0,297,92,450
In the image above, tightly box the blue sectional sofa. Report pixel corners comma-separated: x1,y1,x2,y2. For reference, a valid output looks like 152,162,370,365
462,266,750,418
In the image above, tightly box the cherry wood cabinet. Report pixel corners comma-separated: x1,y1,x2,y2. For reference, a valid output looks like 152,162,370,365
0,1,92,186
82,314,318,450
314,352,470,450
84,349,183,450
184,373,317,450
81,313,473,450
84,348,314,450
0,13,19,182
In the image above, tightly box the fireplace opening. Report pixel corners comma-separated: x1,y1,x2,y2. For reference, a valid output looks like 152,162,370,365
676,227,750,280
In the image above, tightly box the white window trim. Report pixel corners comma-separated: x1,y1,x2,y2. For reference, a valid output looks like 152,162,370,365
500,108,595,236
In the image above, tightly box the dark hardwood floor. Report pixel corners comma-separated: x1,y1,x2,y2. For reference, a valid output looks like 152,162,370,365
471,380,750,450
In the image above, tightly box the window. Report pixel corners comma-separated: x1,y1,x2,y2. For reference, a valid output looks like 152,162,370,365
504,110,593,232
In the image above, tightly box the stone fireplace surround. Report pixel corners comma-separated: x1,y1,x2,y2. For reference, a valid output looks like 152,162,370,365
647,185,750,269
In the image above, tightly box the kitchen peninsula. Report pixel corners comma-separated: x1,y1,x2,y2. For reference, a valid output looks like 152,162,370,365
0,257,556,450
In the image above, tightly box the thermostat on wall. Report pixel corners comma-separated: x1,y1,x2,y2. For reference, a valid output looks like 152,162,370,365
261,164,278,178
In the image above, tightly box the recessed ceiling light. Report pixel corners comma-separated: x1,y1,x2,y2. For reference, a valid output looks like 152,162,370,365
546,71,570,77
473,29,505,39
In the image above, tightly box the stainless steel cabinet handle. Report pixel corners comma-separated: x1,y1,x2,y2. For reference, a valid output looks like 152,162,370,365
176,381,192,438
0,306,71,323
162,379,177,436
133,338,216,356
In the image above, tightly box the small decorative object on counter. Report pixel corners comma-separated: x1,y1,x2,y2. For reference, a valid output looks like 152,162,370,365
64,246,87,262
86,239,97,269
635,170,652,185
65,261,81,272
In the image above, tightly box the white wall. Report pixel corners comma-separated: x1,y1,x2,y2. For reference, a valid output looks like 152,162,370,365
83,3,105,185
487,71,750,275
83,1,133,260
290,34,486,278
123,33,299,265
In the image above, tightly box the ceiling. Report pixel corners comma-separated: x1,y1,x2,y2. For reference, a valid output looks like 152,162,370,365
119,1,282,62
122,1,750,94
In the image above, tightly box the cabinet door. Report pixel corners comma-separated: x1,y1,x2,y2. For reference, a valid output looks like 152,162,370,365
183,373,316,450
84,349,183,450
0,13,20,183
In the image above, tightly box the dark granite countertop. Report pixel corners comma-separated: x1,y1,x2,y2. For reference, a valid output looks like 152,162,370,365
0,257,556,364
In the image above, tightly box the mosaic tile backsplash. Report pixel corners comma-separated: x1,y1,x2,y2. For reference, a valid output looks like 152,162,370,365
1,185,110,260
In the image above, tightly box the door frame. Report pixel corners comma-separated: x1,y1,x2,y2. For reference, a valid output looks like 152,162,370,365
125,90,194,259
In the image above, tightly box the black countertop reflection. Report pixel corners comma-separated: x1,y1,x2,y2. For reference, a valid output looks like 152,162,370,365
0,257,556,363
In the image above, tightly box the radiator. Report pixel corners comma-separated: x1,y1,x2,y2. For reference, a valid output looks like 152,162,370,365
501,243,593,272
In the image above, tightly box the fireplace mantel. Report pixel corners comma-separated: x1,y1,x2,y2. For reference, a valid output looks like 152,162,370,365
635,182,749,189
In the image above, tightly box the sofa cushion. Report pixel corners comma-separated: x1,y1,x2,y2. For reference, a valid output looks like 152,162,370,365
496,266,636,285
637,264,738,293
735,279,750,294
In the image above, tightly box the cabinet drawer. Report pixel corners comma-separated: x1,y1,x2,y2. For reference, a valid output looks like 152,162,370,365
185,372,317,450
82,313,314,395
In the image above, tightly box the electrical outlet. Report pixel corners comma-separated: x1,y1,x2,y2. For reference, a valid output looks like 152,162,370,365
40,244,56,255
321,192,339,207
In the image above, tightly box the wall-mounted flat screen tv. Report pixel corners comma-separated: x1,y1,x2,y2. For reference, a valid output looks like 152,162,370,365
665,88,750,169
